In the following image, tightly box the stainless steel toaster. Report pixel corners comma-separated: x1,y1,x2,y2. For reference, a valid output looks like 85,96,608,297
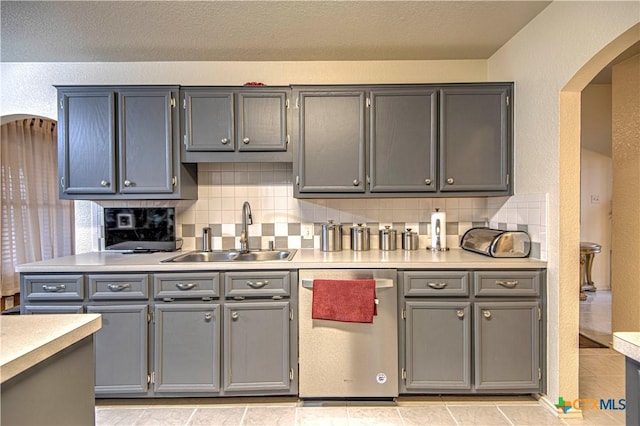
460,227,531,258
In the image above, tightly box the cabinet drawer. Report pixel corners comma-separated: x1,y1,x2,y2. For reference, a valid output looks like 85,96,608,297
23,305,84,314
224,271,291,298
153,273,220,299
23,275,84,301
403,271,470,296
474,270,541,296
88,274,149,300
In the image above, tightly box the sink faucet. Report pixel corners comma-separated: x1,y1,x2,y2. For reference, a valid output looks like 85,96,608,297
202,227,212,252
239,201,252,253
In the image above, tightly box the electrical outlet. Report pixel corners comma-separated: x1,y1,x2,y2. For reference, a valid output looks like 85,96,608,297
590,195,601,204
302,224,314,240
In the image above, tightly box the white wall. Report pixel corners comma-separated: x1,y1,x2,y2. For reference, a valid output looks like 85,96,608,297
487,0,639,412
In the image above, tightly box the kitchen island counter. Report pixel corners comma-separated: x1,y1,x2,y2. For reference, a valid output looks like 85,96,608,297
16,248,546,273
613,331,640,425
1,314,101,425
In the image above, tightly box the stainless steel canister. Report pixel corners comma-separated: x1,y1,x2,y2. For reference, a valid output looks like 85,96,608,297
321,220,342,252
379,226,397,251
402,228,419,250
350,224,370,251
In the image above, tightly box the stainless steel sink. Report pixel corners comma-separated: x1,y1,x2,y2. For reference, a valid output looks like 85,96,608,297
163,249,296,263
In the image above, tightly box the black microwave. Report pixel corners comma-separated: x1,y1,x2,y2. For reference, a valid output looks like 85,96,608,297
104,207,179,252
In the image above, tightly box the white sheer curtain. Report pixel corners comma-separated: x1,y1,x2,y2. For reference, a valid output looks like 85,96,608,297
1,118,74,297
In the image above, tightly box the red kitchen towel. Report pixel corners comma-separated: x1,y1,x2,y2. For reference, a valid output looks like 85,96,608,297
311,279,377,323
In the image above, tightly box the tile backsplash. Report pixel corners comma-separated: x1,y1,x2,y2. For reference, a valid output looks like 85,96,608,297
88,163,547,260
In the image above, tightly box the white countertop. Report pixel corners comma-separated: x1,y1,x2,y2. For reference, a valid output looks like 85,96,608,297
16,248,546,273
613,332,640,363
0,314,102,383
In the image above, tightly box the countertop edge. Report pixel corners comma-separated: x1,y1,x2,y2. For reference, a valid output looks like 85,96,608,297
613,332,640,363
0,314,102,383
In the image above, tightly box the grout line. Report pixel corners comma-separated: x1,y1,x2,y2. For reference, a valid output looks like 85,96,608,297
495,405,516,426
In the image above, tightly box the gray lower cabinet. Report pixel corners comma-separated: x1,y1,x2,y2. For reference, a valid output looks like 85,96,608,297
223,301,291,392
56,85,197,200
87,304,149,395
181,87,291,162
154,303,221,394
400,269,544,394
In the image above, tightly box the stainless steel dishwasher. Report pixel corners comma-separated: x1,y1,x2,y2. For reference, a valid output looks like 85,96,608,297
298,269,398,398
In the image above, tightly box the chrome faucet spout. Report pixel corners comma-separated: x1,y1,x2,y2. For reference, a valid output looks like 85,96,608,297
202,227,212,252
240,201,253,253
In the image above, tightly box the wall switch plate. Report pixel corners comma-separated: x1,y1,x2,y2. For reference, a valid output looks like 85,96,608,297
302,224,314,240
590,195,601,204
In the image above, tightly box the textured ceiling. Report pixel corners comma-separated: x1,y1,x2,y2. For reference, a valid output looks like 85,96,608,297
1,1,551,62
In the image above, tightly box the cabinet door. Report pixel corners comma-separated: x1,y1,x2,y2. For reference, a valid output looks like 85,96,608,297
87,304,149,395
369,89,437,192
223,301,291,393
440,85,511,192
58,89,116,195
474,301,540,391
154,303,220,393
237,91,287,151
403,301,471,391
118,89,175,194
183,89,234,152
296,90,366,193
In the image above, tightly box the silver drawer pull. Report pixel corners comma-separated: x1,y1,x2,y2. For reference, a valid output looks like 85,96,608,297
107,283,131,292
42,284,66,292
427,282,447,289
204,313,213,321
496,280,519,288
483,310,492,319
456,310,465,318
246,280,269,289
176,282,197,291
231,311,239,320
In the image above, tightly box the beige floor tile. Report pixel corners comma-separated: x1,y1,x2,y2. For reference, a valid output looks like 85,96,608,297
96,407,145,426
398,406,457,425
346,406,403,425
187,407,246,426
296,406,349,425
497,405,564,425
242,406,296,426
563,408,625,425
133,407,196,426
446,405,510,425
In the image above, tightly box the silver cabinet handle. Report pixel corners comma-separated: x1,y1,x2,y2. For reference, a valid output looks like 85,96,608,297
221,138,230,145
447,177,454,184
42,284,66,292
176,282,197,291
353,179,360,186
427,282,447,289
246,280,269,289
483,310,492,319
496,280,519,288
242,137,250,144
100,180,110,187
424,178,432,185
123,180,132,187
204,312,213,321
456,310,465,318
231,311,239,320
108,283,130,292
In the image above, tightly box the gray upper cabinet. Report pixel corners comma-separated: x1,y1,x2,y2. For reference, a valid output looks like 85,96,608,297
294,83,513,198
294,88,367,194
181,87,291,162
440,85,511,193
369,88,437,193
56,85,197,200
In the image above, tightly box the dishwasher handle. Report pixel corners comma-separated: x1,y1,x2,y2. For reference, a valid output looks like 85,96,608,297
301,278,394,289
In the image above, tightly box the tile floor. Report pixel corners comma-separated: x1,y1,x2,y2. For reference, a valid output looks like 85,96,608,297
95,290,626,425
